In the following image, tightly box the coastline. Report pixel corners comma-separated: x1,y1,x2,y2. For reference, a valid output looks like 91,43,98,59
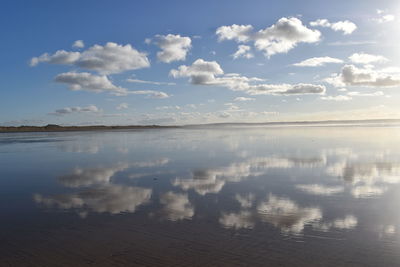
0,124,180,133
1,119,400,133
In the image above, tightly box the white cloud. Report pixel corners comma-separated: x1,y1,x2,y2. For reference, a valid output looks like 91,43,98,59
73,40,85,48
156,105,180,110
153,34,192,63
373,10,395,23
55,72,128,95
234,97,255,101
55,72,170,97
170,58,224,84
217,17,321,57
216,24,254,42
31,42,150,74
348,53,388,64
310,19,357,35
293,56,343,67
129,90,170,99
320,95,352,101
326,65,400,87
49,105,100,116
126,78,175,85
232,45,253,59
347,91,384,97
116,103,129,110
77,42,150,74
171,59,326,96
30,50,81,66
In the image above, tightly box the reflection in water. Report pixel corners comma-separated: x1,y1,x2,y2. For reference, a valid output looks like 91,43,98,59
59,163,130,188
257,194,322,234
326,159,400,198
3,127,400,265
35,158,169,217
318,215,358,231
219,210,255,229
235,193,255,208
59,159,169,188
34,185,152,216
21,127,400,239
160,192,194,221
173,156,324,195
296,184,344,196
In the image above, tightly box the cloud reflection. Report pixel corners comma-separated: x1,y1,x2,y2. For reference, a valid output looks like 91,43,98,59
160,192,194,221
173,156,324,195
257,194,322,234
59,158,169,188
34,185,152,215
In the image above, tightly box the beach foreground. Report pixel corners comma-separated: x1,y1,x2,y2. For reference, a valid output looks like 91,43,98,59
1,126,400,266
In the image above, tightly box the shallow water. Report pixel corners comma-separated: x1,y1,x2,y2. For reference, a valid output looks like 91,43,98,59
1,126,400,266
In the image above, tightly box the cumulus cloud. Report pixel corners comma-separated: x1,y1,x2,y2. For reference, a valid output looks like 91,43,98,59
152,34,192,63
170,58,224,85
347,91,384,97
116,103,129,110
171,59,325,96
55,72,128,95
232,45,253,59
320,95,352,101
217,17,321,57
73,40,85,48
293,56,343,67
160,192,194,221
310,19,357,35
326,65,400,87
234,97,255,101
30,50,81,66
216,24,254,42
373,10,395,23
77,42,150,74
49,105,100,116
55,72,170,97
129,90,170,99
31,42,150,74
348,53,388,64
126,78,175,85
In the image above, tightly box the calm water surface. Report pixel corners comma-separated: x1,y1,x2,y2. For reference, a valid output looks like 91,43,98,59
1,126,400,266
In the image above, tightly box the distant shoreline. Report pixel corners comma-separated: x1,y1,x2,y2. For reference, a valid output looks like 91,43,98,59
1,119,400,133
0,124,180,133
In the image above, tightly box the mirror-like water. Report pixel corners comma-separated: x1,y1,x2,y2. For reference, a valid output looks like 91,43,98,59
1,126,400,266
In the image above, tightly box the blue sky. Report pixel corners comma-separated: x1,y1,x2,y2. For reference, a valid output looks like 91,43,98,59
1,0,400,125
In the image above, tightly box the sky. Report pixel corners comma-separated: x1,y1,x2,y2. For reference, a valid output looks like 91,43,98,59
1,0,400,126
